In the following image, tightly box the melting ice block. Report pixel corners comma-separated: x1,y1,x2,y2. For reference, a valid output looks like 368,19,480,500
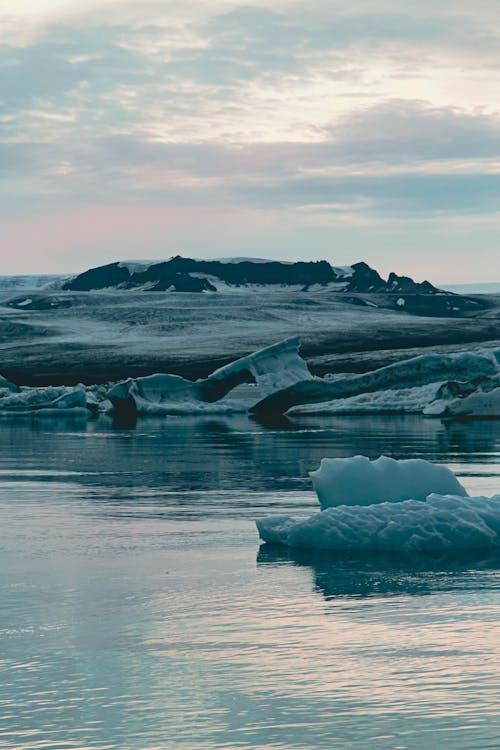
0,385,88,414
256,455,500,552
256,494,500,552
310,455,468,509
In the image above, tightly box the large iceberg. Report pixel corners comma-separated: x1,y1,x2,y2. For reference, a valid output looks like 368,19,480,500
108,337,312,416
310,455,467,509
252,348,500,416
257,455,500,553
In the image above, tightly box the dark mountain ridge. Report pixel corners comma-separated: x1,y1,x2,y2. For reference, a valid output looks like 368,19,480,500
63,257,442,295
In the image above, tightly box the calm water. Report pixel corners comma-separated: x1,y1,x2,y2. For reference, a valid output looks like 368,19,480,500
1,414,499,750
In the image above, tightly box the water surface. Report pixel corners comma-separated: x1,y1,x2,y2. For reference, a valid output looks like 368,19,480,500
1,415,499,749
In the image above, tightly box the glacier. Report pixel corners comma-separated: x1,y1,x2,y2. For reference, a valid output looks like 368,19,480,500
257,455,500,553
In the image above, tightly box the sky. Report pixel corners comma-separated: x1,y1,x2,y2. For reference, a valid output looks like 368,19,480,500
1,0,500,282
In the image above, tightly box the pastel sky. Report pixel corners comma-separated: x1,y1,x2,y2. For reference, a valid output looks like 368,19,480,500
2,0,500,281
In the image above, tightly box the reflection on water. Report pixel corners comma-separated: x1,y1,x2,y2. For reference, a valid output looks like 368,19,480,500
258,544,500,598
0,414,499,749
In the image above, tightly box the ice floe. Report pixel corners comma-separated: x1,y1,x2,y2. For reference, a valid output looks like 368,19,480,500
257,456,500,552
1,338,499,420
257,494,500,552
0,385,89,416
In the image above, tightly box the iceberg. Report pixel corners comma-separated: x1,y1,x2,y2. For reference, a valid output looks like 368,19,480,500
424,373,500,417
289,382,443,415
251,348,500,416
0,374,19,394
108,337,312,416
310,455,467,509
256,455,500,553
257,494,500,553
0,385,88,415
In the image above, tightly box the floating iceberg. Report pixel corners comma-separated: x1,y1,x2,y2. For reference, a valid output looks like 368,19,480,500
257,456,500,552
108,337,312,416
252,348,500,416
310,455,467,509
289,382,443,415
0,385,88,415
257,495,500,553
424,373,500,417
0,374,18,394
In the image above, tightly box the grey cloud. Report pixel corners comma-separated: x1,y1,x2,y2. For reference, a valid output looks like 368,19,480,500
328,100,500,161
4,99,500,222
88,101,500,177
0,26,148,111
211,170,500,218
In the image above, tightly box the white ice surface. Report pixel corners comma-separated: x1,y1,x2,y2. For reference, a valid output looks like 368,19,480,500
310,455,467,509
0,386,87,413
425,387,500,417
289,381,443,415
257,494,500,552
210,336,312,398
0,275,68,290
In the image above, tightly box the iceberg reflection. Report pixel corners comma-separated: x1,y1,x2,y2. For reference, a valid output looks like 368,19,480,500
257,543,500,599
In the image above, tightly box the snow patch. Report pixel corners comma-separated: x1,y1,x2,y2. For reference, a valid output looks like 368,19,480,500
331,265,354,278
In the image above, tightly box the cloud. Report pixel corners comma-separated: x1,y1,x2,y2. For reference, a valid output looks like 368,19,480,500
1,2,500,276
4,99,500,220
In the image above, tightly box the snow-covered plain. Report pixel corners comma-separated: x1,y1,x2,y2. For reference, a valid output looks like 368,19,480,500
257,456,500,553
0,271,499,419
0,285,499,388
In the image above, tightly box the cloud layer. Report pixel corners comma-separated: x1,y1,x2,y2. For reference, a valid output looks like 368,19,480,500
1,1,500,279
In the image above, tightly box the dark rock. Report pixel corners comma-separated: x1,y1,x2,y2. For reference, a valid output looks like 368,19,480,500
62,262,130,291
346,262,387,292
63,256,446,295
